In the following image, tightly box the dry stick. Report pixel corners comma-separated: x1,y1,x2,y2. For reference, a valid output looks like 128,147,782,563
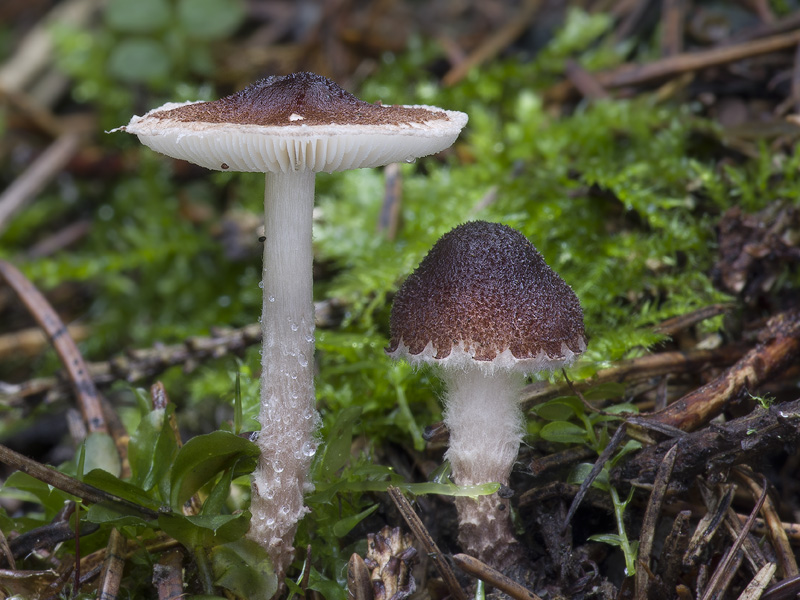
97,529,130,600
602,28,800,89
0,0,100,94
653,303,732,336
0,443,158,519
739,563,778,600
0,324,90,360
1,322,265,405
699,477,768,600
529,445,596,477
386,486,468,600
451,553,544,600
153,549,185,600
564,59,610,100
547,28,800,102
561,423,628,534
442,0,542,86
347,553,372,600
648,309,800,432
635,444,677,600
660,0,685,56
0,259,107,433
0,131,83,236
735,466,798,578
613,0,653,43
520,343,746,410
762,572,800,600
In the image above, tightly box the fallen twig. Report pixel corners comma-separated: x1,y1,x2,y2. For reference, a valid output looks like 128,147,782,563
452,553,543,600
615,398,800,487
548,28,800,101
0,259,106,433
387,486,468,600
3,299,343,406
635,444,677,600
442,0,542,86
0,443,158,519
647,309,800,432
0,131,83,236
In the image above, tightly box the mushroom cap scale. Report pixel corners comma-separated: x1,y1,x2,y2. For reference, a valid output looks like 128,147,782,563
114,72,468,174
386,221,587,374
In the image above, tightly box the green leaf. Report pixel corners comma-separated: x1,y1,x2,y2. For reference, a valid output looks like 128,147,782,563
318,405,361,477
533,397,584,421
159,511,251,549
589,533,624,547
169,431,259,510
1,471,72,516
82,432,121,477
128,406,179,494
567,462,610,492
308,567,348,600
332,503,379,538
83,469,161,511
107,38,171,84
211,538,278,600
177,0,245,40
539,421,589,445
85,501,151,527
105,0,171,33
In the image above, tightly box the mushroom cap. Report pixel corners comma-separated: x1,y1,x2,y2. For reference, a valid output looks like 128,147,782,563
386,221,587,374
114,72,468,173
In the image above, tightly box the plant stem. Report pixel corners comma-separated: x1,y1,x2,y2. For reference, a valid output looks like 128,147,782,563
249,170,319,581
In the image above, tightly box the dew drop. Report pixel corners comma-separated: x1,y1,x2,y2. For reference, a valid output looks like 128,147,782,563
297,353,308,367
269,295,276,302
266,518,275,526
279,505,290,516
302,441,317,457
258,281,264,289
290,322,299,332
273,462,285,473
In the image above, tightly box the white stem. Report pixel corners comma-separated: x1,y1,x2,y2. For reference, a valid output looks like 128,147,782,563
443,368,523,487
249,170,319,580
442,367,526,567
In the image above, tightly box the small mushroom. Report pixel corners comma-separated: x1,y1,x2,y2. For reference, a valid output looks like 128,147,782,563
114,72,467,578
386,221,586,569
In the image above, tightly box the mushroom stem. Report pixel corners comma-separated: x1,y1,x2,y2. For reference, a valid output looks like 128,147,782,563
442,367,526,566
249,170,319,580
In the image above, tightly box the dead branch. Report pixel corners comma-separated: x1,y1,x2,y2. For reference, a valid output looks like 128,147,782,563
646,309,800,432
0,259,106,433
614,397,800,486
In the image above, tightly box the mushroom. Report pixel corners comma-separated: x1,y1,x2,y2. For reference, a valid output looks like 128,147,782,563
114,72,467,578
386,221,586,569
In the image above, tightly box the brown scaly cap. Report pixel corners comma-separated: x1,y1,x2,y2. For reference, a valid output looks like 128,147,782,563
113,72,468,173
156,72,449,127
387,221,586,372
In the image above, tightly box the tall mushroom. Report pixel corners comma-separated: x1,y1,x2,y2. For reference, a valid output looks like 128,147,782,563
114,72,467,578
386,221,586,569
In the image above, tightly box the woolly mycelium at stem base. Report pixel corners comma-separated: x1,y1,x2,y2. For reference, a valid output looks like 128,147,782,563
114,72,467,582
387,221,586,570
442,366,526,566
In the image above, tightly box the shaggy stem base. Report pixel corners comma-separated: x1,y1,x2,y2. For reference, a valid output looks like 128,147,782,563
443,367,526,567
249,170,319,581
